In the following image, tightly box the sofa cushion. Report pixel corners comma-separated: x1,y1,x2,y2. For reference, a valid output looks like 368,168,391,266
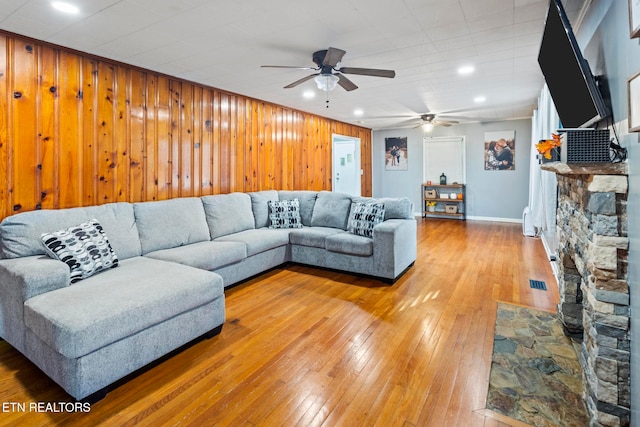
214,228,290,257
248,190,279,228
268,199,303,229
278,191,317,226
134,198,210,254
347,202,385,238
289,227,345,248
0,202,141,260
202,193,255,239
310,191,352,230
144,241,247,271
325,233,374,257
23,257,224,359
41,219,119,283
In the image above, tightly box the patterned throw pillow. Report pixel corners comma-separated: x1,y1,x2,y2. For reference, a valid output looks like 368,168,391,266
268,199,303,229
41,219,119,283
347,202,386,238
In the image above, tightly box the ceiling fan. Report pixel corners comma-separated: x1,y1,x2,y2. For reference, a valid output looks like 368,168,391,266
416,114,459,131
261,47,395,92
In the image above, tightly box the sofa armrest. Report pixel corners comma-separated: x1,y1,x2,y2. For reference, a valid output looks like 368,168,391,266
0,256,70,302
0,256,70,349
372,219,417,280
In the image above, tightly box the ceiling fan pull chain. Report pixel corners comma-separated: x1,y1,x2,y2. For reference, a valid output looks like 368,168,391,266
326,88,330,108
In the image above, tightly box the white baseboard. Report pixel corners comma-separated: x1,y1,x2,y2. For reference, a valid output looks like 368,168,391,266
466,216,522,223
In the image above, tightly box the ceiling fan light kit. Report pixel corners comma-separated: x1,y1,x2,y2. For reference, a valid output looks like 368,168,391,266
314,74,339,91
262,47,395,95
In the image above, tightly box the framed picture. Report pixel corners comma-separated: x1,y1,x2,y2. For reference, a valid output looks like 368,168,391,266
629,70,640,132
630,0,640,38
385,137,408,170
484,130,515,171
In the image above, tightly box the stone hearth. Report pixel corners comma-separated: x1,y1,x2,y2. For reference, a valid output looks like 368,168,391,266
541,162,630,427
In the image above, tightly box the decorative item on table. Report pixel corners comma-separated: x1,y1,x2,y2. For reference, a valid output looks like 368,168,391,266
425,200,437,212
440,173,447,184
536,133,561,162
457,193,463,200
449,192,457,199
425,189,437,199
445,205,458,213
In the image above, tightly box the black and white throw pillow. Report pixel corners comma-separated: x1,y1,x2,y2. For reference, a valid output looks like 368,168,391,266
347,202,385,238
41,219,119,283
268,199,303,229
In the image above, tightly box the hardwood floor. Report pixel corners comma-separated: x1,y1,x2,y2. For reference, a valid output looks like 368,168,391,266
0,219,558,426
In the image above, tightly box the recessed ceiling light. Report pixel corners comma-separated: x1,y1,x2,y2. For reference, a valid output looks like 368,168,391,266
458,65,475,75
474,96,486,103
52,2,79,14
354,109,364,116
302,90,315,99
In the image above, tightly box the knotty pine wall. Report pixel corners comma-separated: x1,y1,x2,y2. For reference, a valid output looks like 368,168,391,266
0,32,372,222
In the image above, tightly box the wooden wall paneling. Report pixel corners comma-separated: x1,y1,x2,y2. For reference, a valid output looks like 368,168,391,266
192,85,203,197
219,92,230,193
243,98,255,192
249,100,260,192
81,58,98,206
128,69,146,203
180,83,194,198
11,38,38,214
37,45,57,211
0,32,373,222
228,94,240,193
0,35,9,219
211,90,220,194
255,101,265,191
57,51,83,209
96,61,117,205
114,65,130,203
144,75,158,201
281,108,291,191
169,79,181,198
156,76,170,201
200,89,213,195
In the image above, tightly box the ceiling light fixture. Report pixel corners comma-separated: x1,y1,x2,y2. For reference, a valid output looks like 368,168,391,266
354,109,364,116
303,90,315,99
474,96,486,103
422,122,434,133
314,74,339,91
458,65,475,75
51,1,79,14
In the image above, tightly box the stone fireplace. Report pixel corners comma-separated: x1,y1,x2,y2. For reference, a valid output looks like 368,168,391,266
542,162,630,427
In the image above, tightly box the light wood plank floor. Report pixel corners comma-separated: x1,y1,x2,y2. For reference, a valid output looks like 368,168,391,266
0,219,558,426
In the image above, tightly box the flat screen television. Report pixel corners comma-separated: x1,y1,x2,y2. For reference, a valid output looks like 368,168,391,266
537,0,610,128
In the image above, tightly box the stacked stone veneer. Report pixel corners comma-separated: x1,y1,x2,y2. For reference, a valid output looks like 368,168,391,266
555,168,630,427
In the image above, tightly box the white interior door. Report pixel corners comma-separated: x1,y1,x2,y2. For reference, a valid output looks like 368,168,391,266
332,135,361,196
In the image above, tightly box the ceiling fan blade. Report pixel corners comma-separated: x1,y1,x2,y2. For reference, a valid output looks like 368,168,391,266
261,65,318,71
338,67,395,78
336,74,358,91
323,47,346,67
284,74,318,89
433,120,459,127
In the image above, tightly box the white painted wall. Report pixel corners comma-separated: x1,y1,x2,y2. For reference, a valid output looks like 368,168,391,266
372,118,532,221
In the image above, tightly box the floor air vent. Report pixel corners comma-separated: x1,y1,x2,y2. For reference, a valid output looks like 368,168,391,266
529,279,547,290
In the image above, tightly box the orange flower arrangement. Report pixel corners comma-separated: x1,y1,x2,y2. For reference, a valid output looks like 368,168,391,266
536,133,562,159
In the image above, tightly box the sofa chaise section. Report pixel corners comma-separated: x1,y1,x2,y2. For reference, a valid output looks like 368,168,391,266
0,201,225,401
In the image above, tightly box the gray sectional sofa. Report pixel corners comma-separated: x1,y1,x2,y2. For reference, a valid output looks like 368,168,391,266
0,190,416,401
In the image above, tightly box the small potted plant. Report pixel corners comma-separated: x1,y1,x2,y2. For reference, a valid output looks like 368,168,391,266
426,200,437,212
